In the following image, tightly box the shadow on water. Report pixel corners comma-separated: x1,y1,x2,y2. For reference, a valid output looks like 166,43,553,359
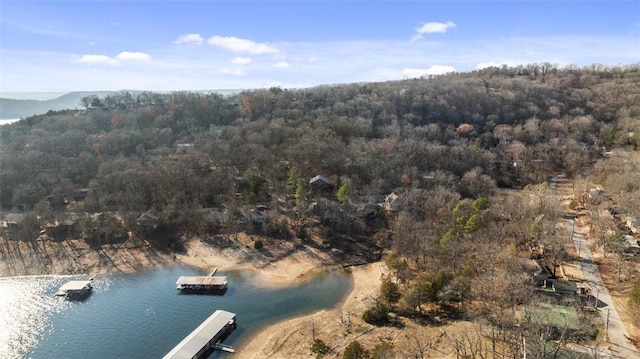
65,291,92,302
177,287,229,296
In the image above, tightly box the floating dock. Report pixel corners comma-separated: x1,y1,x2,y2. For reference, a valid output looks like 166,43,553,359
176,276,228,292
55,279,93,298
163,310,236,359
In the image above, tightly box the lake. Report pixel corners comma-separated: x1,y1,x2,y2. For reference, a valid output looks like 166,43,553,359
0,266,352,358
0,119,21,126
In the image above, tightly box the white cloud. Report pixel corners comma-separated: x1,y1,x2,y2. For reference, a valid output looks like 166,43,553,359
273,61,290,69
402,65,456,78
75,54,117,66
413,21,456,40
74,51,151,66
174,33,204,45
416,21,456,35
5,31,638,92
116,51,151,62
208,36,278,54
231,57,252,65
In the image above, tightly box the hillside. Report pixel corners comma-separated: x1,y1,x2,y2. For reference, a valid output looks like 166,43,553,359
1,63,640,357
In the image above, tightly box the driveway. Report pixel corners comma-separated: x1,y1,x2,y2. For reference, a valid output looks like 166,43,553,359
565,219,640,358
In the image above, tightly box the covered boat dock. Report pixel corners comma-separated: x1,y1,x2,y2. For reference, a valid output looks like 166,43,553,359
55,280,93,298
176,276,228,292
163,309,236,359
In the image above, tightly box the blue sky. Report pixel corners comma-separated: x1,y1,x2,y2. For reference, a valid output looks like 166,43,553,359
1,1,638,93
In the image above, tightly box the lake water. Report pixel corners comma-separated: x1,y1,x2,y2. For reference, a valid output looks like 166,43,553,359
0,266,352,359
0,119,21,126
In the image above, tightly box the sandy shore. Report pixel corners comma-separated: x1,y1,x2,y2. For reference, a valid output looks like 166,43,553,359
0,235,386,357
235,261,384,358
0,235,473,358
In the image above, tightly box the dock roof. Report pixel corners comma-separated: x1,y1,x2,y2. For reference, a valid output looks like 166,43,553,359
163,309,236,359
176,276,227,286
56,280,92,295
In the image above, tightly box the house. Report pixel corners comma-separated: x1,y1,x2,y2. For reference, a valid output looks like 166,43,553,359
0,213,26,239
309,175,334,188
309,175,335,196
533,273,578,296
42,218,78,240
240,207,268,225
136,210,158,229
380,192,401,212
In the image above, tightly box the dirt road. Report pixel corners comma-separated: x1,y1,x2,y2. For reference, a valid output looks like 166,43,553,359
566,219,640,358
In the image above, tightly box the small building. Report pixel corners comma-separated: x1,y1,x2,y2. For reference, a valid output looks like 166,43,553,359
533,274,578,296
0,213,26,239
381,192,400,212
309,175,334,189
163,310,236,359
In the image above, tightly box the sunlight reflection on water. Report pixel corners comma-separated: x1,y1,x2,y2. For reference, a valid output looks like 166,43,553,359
0,276,72,359
0,268,350,359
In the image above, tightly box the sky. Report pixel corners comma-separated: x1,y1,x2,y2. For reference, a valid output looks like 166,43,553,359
0,0,639,93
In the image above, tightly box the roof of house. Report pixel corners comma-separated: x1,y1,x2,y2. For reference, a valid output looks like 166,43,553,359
309,175,334,186
136,210,158,222
551,279,578,294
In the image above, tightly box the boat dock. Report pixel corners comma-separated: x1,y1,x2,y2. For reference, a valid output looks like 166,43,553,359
55,279,93,298
176,276,228,292
163,310,236,359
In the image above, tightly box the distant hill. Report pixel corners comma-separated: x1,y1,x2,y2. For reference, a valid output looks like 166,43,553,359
0,89,241,119
0,91,113,119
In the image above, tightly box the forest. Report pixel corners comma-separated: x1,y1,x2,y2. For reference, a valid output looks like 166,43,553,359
1,63,640,356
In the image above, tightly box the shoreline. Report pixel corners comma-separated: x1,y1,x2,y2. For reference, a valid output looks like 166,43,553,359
235,262,384,358
230,266,356,353
0,236,385,358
